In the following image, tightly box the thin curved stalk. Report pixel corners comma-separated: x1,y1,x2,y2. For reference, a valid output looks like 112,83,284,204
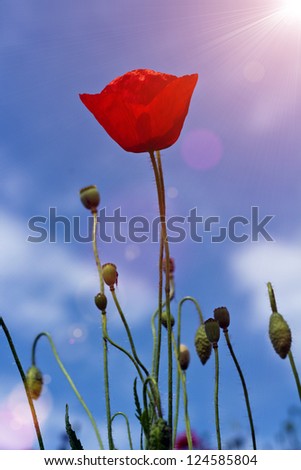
31,332,103,450
111,412,133,450
143,376,163,419
110,289,149,378
288,350,301,401
172,296,204,446
104,331,146,384
1,317,44,450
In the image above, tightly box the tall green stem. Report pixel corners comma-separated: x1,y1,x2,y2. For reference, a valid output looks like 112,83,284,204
171,333,192,449
223,330,256,449
154,234,164,382
151,277,175,377
149,150,173,445
0,317,44,450
31,332,103,449
149,151,165,384
91,210,114,449
214,346,222,450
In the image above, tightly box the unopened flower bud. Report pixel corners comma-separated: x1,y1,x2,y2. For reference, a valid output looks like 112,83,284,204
204,318,220,345
94,293,108,311
214,306,230,330
79,185,100,212
148,418,171,450
194,324,212,365
269,312,292,359
102,263,118,289
163,257,175,275
179,344,190,371
26,365,43,400
161,311,175,329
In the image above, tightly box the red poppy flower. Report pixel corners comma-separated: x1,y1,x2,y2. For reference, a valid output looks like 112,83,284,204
175,432,207,450
79,69,198,153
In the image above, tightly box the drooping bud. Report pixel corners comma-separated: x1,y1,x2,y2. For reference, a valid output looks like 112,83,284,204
148,418,171,450
214,306,230,330
94,292,108,311
161,311,175,329
79,185,100,212
194,324,212,365
102,263,118,289
26,365,43,400
204,318,220,345
269,312,292,359
179,344,190,371
163,257,175,276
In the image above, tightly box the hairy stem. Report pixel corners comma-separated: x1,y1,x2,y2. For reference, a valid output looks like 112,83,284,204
223,330,256,449
101,314,115,449
214,346,222,450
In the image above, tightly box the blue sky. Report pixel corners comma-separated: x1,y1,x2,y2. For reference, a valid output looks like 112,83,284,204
1,0,301,449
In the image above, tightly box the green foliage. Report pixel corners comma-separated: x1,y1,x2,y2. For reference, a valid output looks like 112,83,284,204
65,404,84,450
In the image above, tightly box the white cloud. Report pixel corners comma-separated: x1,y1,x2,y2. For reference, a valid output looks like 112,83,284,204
0,209,156,334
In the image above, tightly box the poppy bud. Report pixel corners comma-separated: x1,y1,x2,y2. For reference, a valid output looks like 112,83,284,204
94,292,107,311
163,258,175,275
214,306,230,330
269,312,292,359
79,185,100,212
148,418,171,450
161,311,175,329
179,344,190,371
194,324,212,365
204,318,220,345
102,263,118,289
26,365,43,400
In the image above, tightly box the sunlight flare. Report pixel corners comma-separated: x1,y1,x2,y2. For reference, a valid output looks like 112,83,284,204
281,0,301,20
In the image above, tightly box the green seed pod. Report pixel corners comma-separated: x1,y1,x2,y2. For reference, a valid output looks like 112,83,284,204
214,306,230,330
79,185,100,212
204,318,220,344
148,418,171,450
179,344,190,371
161,311,175,329
269,312,292,359
194,324,212,365
26,365,43,400
94,293,108,311
102,263,118,289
